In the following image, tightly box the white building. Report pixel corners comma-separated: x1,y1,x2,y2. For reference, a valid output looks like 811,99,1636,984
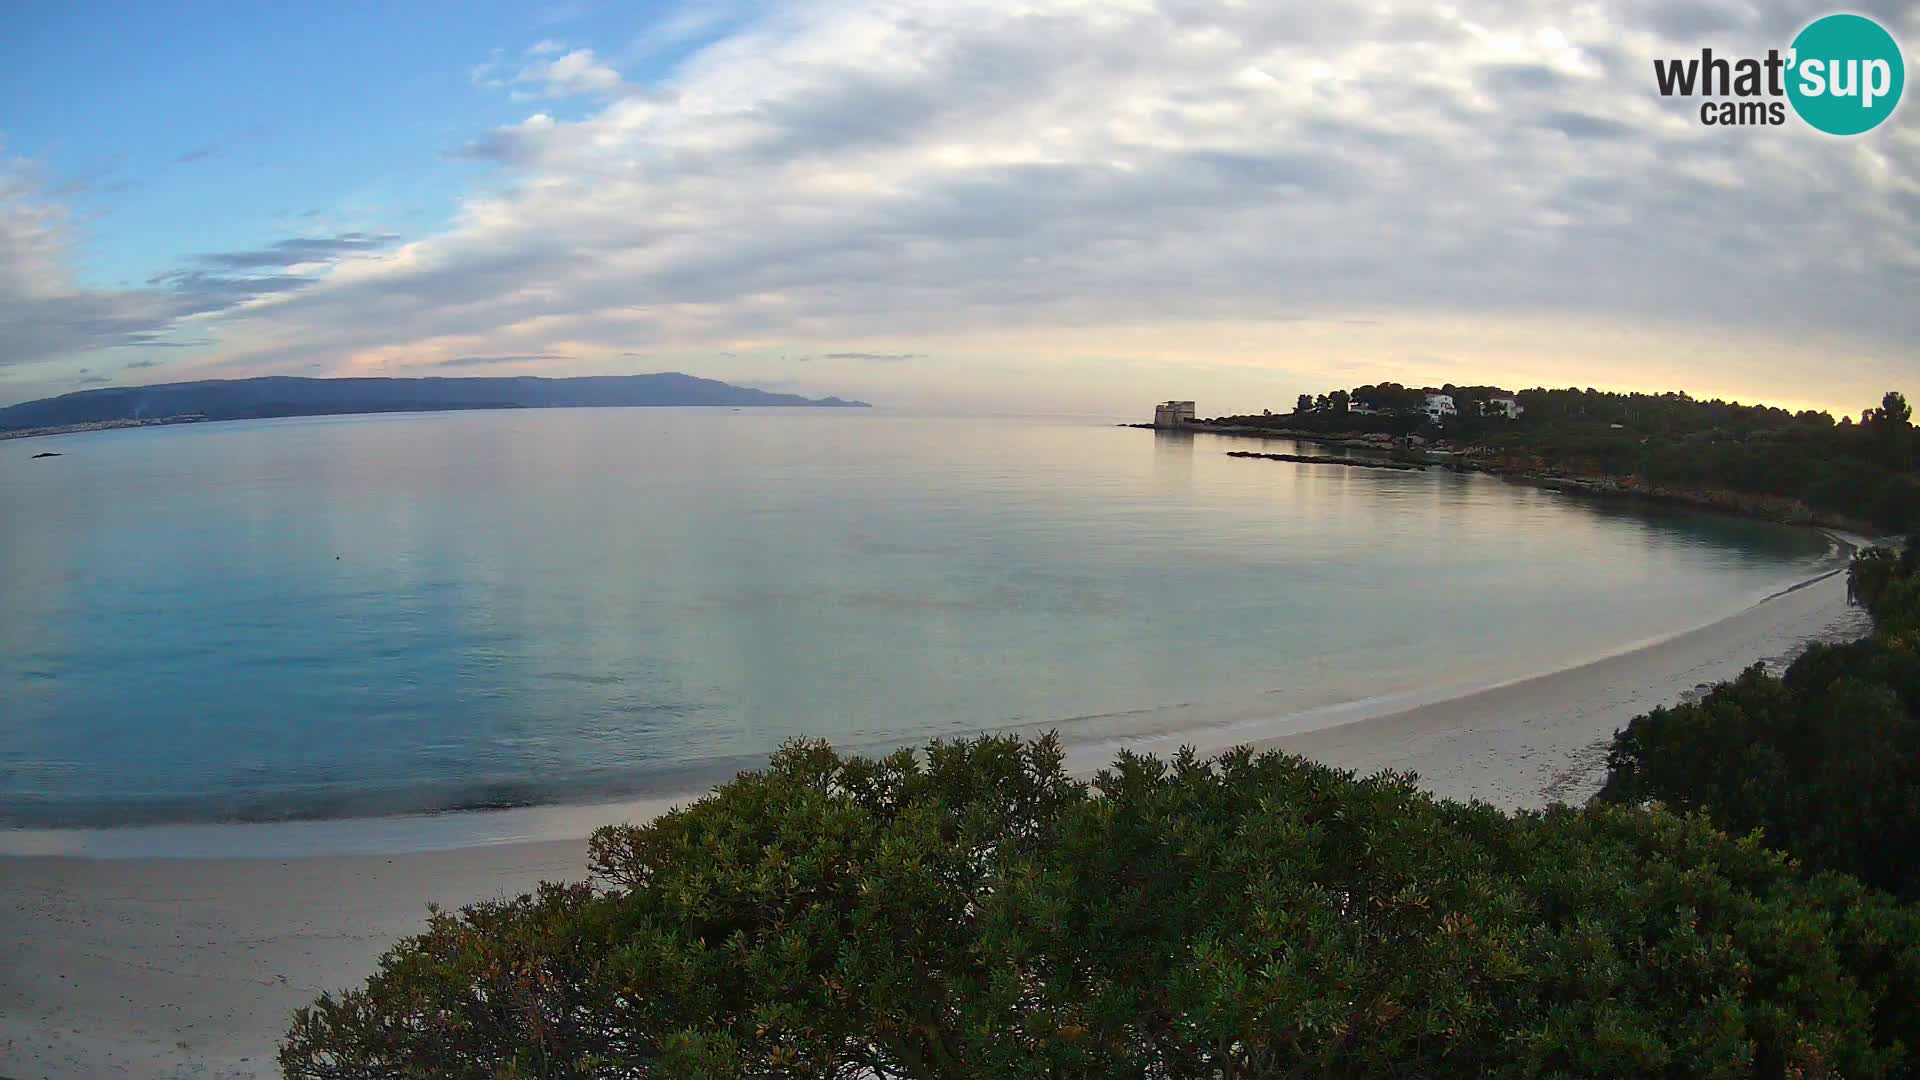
1485,394,1524,419
1348,401,1381,416
1153,400,1196,428
1421,393,1457,423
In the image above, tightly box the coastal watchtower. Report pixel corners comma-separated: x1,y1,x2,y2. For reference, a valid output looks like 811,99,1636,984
1153,401,1196,428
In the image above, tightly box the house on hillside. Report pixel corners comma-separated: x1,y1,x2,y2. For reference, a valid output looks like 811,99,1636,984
1485,394,1524,418
1421,393,1457,423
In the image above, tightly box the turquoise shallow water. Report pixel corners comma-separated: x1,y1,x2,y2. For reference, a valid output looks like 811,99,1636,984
0,408,1833,828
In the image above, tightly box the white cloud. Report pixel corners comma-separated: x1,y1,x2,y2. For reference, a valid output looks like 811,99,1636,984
0,154,190,371
4,0,1918,410
0,152,398,380
629,0,762,58
513,48,627,98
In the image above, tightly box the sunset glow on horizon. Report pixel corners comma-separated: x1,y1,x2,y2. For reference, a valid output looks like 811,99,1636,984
3,0,1915,417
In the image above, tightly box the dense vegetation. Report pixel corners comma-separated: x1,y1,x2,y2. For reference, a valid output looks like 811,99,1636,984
284,731,1920,1077
1600,538,1920,901
1208,386,1920,532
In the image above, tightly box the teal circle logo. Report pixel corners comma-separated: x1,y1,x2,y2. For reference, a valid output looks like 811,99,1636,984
1786,14,1904,135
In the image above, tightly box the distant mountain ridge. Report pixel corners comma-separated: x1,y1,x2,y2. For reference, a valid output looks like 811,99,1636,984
0,373,869,431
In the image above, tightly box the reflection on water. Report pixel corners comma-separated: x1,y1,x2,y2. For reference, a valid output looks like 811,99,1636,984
0,409,1833,827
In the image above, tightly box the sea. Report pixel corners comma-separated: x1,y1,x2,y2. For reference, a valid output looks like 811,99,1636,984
0,407,1837,832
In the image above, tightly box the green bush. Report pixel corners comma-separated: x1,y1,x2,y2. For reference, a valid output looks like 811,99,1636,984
283,736,1920,1078
1601,545,1920,902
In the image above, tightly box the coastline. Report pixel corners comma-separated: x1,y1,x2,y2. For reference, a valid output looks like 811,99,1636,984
0,398,877,445
0,415,208,442
0,535,1855,858
0,547,1872,1079
1261,560,1866,808
1153,421,1886,535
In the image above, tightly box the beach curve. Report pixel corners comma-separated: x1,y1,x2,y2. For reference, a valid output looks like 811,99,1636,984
0,546,1874,1079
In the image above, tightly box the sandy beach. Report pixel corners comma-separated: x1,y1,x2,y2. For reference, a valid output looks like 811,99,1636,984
0,564,1869,1079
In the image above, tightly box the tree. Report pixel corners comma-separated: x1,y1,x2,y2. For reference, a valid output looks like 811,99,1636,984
285,737,1920,1079
1876,391,1912,429
1851,545,1904,608
1210,386,1920,530
1869,391,1914,470
1327,389,1349,414
1602,543,1920,901
1295,394,1313,414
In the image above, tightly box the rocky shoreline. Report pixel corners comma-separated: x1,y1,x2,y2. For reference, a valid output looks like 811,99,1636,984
1122,421,1422,453
1128,421,1882,535
1225,450,1425,471
1459,469,1881,535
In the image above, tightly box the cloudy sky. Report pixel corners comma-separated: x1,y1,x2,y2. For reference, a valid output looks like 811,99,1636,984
1,0,1915,415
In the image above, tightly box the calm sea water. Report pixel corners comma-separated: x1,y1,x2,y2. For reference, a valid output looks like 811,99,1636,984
0,409,1833,828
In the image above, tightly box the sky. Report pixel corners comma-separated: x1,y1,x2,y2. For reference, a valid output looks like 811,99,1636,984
1,0,1916,417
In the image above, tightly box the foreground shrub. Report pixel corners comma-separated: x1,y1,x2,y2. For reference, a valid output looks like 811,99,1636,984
1602,544,1920,900
282,736,1920,1078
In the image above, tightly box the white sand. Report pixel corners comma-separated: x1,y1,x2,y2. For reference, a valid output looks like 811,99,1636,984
0,568,1869,1079
1261,567,1866,809
0,842,583,1079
